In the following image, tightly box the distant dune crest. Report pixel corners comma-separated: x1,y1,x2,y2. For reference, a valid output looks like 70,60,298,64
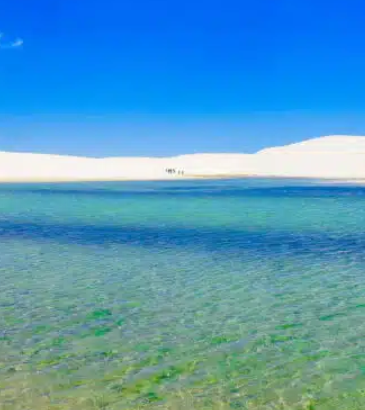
0,135,365,181
258,135,365,154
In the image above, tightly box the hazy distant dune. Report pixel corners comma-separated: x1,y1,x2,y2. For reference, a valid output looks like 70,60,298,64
258,135,365,154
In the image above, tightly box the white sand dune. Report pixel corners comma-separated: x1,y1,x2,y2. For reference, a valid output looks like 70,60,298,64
0,135,365,182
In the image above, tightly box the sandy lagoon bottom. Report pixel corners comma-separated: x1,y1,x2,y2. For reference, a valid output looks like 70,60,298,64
1,179,365,409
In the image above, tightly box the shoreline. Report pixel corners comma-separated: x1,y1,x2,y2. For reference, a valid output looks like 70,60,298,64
0,174,364,184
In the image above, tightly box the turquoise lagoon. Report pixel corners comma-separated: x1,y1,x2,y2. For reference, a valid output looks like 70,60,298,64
1,179,365,409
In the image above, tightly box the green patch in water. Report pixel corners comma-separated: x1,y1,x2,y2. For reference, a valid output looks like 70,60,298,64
51,336,67,346
37,354,71,368
33,324,53,334
150,366,182,383
93,327,112,337
347,303,365,311
276,322,303,330
270,334,293,343
210,335,236,345
126,301,141,308
135,343,151,352
89,309,112,319
230,400,246,408
289,350,332,366
158,346,173,355
122,360,201,399
319,312,346,321
4,315,25,326
100,350,118,358
144,391,163,403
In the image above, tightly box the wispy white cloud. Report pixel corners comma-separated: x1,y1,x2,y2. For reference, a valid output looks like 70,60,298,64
0,32,23,49
10,38,23,48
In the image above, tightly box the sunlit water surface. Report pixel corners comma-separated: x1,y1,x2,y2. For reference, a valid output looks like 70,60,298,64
1,179,365,409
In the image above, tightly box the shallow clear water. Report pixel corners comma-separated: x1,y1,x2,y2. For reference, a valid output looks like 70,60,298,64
1,179,365,409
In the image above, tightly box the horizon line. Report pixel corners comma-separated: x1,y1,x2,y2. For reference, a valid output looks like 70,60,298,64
0,134,364,159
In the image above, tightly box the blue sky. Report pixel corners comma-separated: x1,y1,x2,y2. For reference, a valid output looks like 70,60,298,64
0,0,365,156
